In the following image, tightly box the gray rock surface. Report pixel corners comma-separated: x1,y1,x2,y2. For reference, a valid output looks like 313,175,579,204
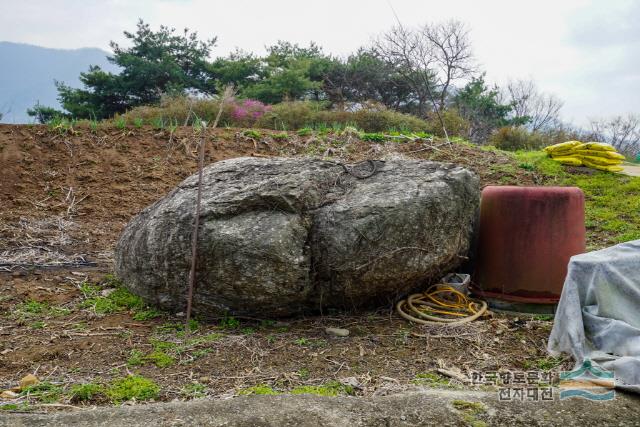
114,157,479,317
3,389,639,427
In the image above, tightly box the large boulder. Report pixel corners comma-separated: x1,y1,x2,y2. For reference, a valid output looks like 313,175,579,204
114,157,479,317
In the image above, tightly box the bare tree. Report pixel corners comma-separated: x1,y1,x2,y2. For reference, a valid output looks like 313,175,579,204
423,20,476,111
504,79,563,131
373,20,476,139
588,114,640,155
373,25,433,116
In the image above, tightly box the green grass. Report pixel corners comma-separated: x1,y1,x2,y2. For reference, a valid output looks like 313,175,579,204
522,356,564,371
297,368,310,380
181,382,206,398
128,348,175,368
183,332,224,347
133,309,162,321
218,315,240,329
114,117,127,130
290,381,354,397
70,382,105,402
243,129,261,139
360,132,386,142
515,150,640,248
14,300,70,320
0,403,31,411
453,400,486,413
453,400,488,427
271,132,289,141
106,375,160,403
81,286,145,315
30,321,46,329
145,350,175,368
127,349,145,367
20,382,63,403
411,371,458,388
238,384,281,395
296,127,313,137
156,321,200,334
79,282,101,298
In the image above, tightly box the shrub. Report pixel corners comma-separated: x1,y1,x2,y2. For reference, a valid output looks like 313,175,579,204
230,99,272,127
124,97,429,132
27,103,68,124
122,95,234,127
425,109,471,138
255,101,320,130
490,126,547,151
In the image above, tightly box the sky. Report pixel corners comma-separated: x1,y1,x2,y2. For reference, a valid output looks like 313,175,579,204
1,0,639,126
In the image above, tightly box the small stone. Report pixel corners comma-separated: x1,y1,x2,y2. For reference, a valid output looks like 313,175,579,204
19,373,39,389
0,390,18,399
100,288,115,297
339,376,360,388
325,327,349,337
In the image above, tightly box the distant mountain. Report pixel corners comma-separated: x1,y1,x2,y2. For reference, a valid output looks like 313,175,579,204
0,42,118,123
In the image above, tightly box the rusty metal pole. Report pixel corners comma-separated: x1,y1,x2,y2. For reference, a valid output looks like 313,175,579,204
186,121,207,329
185,86,235,330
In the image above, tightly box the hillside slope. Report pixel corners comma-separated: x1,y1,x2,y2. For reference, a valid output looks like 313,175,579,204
0,123,638,408
0,124,542,264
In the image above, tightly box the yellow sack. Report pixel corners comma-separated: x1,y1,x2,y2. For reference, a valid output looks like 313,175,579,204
579,155,622,166
582,159,623,172
552,156,583,166
550,149,576,158
575,149,625,160
579,142,616,151
544,141,582,153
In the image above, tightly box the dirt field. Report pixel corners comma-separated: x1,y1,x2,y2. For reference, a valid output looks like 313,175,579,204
0,124,569,410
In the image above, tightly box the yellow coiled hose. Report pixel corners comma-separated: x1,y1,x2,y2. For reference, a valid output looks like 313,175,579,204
396,285,488,326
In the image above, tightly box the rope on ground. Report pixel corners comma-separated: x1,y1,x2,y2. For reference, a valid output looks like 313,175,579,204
338,160,383,179
396,284,488,326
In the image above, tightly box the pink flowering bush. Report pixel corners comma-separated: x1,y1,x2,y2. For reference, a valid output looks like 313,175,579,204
230,99,272,127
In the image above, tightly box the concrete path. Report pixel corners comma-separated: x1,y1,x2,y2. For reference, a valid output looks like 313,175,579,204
621,164,640,177
2,389,639,427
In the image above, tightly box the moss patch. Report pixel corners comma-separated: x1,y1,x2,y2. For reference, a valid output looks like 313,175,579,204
106,375,160,403
238,384,281,396
290,381,354,397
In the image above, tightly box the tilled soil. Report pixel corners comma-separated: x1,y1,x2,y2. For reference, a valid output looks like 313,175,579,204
0,124,567,410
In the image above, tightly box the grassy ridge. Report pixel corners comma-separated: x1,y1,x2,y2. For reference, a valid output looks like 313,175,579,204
515,151,640,249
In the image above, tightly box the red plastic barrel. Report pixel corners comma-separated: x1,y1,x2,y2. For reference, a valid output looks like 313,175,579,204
474,186,585,303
